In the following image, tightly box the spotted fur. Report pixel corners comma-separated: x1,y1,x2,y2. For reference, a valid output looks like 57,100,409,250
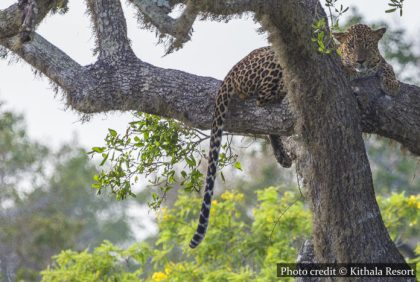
189,47,287,248
333,24,399,96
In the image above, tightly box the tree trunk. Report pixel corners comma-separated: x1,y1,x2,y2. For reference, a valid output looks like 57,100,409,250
257,0,412,273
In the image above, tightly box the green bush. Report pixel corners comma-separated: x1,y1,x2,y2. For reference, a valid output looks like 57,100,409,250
41,188,419,281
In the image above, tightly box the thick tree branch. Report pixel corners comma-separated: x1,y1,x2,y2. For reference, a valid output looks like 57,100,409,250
1,32,87,91
85,0,134,59
354,78,420,155
71,60,297,136
166,0,260,15
130,0,198,53
1,30,419,155
130,0,268,53
0,0,60,40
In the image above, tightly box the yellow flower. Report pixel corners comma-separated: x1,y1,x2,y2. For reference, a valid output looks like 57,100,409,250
221,191,234,200
266,216,274,223
210,200,218,215
165,264,172,275
407,195,419,208
235,193,244,201
152,272,167,282
159,207,172,221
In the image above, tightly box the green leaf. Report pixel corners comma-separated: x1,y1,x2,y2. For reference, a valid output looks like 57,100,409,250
92,147,105,153
91,183,101,189
100,153,109,166
234,162,242,171
108,128,117,137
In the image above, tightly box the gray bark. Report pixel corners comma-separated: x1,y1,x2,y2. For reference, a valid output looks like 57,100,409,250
258,0,404,264
0,0,418,278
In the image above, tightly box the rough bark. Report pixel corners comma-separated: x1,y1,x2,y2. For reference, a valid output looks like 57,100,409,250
0,0,419,278
258,0,406,266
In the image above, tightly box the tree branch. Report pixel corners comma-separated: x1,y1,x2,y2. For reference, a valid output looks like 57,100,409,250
85,0,134,60
354,78,420,155
2,31,419,156
166,0,260,15
0,1,53,40
1,32,87,92
130,0,198,54
130,0,268,53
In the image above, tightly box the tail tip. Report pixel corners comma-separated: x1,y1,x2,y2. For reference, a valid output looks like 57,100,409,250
189,242,197,249
189,239,200,249
189,236,202,249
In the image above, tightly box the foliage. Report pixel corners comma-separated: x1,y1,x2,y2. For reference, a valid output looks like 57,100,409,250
0,107,133,281
325,0,349,29
0,107,47,202
41,241,150,282
42,188,310,281
311,0,349,54
377,193,420,242
90,112,238,209
311,18,335,54
385,0,405,16
40,188,420,281
409,244,420,280
366,136,420,195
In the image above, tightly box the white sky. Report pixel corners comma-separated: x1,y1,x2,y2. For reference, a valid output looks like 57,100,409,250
0,0,419,149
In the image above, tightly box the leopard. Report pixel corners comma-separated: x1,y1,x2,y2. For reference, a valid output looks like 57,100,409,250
189,46,288,248
333,24,399,97
189,24,399,249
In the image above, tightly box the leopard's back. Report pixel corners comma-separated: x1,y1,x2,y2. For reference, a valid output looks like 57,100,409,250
189,47,287,248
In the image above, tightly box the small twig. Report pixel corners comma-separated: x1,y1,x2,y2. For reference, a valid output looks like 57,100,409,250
269,196,301,244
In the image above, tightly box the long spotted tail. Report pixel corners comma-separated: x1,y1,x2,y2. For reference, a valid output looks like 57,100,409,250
189,83,231,248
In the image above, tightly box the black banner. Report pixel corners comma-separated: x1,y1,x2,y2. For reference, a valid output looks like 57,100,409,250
277,263,416,278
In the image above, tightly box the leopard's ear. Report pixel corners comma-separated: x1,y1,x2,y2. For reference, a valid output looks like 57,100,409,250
332,32,348,43
373,27,386,40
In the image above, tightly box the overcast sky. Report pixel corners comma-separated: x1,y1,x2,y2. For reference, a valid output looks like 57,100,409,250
0,0,419,149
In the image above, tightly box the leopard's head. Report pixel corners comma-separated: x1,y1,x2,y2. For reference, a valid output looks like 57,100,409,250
333,24,386,74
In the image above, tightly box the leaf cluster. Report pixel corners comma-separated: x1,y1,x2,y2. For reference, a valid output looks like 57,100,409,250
386,0,404,16
311,18,335,54
41,241,150,282
89,112,237,209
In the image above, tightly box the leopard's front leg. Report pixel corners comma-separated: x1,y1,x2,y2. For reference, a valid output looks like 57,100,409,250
378,62,400,97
